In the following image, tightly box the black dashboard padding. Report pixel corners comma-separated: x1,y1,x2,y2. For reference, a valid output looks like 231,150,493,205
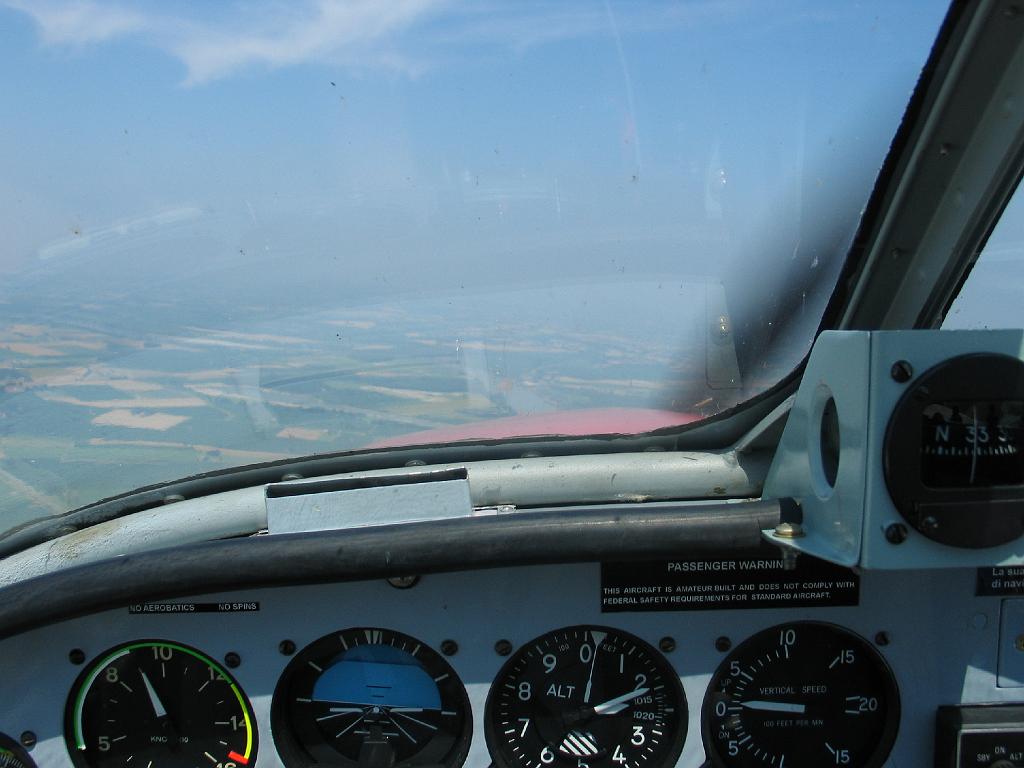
0,499,782,640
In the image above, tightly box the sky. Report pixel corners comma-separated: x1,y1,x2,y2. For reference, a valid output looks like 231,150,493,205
0,0,951,293
946,181,1024,331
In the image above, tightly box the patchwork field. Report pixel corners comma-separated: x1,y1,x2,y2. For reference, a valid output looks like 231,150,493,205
0,284,734,530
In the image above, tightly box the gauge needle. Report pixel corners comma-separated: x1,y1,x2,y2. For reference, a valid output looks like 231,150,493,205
140,670,167,719
970,403,979,485
389,710,438,731
740,700,806,714
318,706,367,721
384,713,418,744
582,630,607,703
593,687,650,715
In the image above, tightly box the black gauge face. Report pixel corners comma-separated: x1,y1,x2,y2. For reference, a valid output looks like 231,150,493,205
65,640,257,768
921,400,1024,487
0,734,36,768
485,626,687,768
885,352,1024,547
272,627,472,768
702,622,899,768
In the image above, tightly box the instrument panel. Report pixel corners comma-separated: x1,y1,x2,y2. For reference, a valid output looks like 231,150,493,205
0,560,1004,767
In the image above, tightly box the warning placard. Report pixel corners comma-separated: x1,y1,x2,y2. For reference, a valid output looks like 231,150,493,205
976,567,1024,596
601,547,859,612
129,602,260,614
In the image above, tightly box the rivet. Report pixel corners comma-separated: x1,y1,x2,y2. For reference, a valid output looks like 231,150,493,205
885,523,908,544
890,360,913,383
440,639,459,656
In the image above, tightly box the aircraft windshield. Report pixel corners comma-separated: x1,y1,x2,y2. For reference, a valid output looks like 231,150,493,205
0,0,950,530
944,179,1024,330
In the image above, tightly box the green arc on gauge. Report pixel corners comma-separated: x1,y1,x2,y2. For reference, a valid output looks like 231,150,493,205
72,640,254,761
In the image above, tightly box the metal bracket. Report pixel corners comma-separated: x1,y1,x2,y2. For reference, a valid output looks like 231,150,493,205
265,468,472,535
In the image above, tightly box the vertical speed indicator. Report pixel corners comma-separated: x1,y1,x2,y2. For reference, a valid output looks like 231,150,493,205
484,626,687,768
701,622,899,768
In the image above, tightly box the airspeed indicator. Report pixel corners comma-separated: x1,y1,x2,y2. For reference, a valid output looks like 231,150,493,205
64,639,257,768
701,622,899,768
484,626,687,768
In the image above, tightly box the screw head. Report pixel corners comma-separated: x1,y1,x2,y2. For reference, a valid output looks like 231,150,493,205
885,523,909,544
659,637,676,653
440,639,458,657
69,648,86,665
774,522,804,539
278,639,296,656
495,639,513,657
19,732,36,750
874,631,890,647
890,360,913,383
387,575,420,589
715,636,732,653
224,651,241,669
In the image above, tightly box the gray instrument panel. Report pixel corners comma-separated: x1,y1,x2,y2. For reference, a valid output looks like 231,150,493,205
0,562,1011,767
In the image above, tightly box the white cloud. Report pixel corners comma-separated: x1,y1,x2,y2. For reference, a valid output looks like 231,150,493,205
3,0,145,45
0,0,752,85
2,0,446,84
169,0,446,85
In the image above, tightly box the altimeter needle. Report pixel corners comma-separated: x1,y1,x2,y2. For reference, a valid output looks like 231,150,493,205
582,631,607,704
740,700,806,714
593,688,650,715
140,670,167,719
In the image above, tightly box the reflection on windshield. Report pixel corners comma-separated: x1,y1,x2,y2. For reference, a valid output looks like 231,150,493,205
0,0,950,530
